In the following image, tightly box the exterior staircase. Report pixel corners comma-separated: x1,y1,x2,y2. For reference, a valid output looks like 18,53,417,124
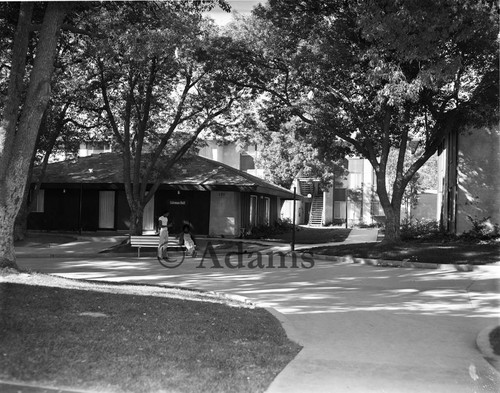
308,195,323,226
298,179,313,196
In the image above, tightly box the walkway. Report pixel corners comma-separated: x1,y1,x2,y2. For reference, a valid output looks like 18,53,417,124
14,228,379,258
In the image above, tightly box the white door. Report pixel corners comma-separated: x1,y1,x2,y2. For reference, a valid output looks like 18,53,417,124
99,191,115,229
143,195,155,231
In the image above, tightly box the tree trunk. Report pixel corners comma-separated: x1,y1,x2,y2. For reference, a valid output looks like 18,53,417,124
0,4,68,269
14,191,30,242
14,108,64,241
380,197,403,243
374,161,404,243
14,151,38,241
129,206,145,236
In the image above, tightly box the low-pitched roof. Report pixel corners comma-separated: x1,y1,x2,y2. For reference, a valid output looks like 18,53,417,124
36,153,296,199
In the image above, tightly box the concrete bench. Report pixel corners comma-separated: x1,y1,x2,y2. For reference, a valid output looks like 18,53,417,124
129,235,185,257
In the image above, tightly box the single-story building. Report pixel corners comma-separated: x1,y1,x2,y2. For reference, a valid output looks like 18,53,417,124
28,153,297,237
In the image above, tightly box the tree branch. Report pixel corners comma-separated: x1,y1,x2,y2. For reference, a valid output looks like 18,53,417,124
30,23,104,38
98,59,123,146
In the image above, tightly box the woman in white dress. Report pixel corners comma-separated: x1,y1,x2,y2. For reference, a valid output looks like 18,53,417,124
157,211,170,260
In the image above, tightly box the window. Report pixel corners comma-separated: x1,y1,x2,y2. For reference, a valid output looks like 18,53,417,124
264,197,270,225
348,159,363,188
334,201,346,219
371,201,384,216
99,191,115,229
32,190,44,213
349,173,363,189
240,154,255,171
249,195,257,226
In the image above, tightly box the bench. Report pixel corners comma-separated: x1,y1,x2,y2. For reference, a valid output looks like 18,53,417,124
129,235,186,257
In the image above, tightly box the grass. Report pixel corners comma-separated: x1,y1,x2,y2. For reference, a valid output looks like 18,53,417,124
310,239,500,264
258,226,351,244
0,276,300,393
15,233,77,247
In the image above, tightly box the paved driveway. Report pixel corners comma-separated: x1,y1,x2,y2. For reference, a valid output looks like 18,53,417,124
17,254,500,393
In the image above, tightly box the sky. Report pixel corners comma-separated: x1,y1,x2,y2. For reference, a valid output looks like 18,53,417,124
206,0,263,25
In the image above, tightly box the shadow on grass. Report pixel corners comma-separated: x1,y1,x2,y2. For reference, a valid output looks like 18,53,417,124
14,233,78,248
0,282,300,393
258,227,351,244
310,241,500,264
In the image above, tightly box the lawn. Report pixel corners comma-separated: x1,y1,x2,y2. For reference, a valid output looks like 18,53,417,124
256,226,351,244
310,240,500,264
15,233,78,247
0,274,300,393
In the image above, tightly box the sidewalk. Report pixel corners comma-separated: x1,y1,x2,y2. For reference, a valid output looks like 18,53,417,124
293,227,378,250
14,228,379,258
15,235,127,258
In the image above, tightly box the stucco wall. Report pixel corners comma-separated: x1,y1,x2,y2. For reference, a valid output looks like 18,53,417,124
209,191,240,237
456,126,500,233
323,185,334,226
411,191,438,221
198,141,241,170
361,158,374,223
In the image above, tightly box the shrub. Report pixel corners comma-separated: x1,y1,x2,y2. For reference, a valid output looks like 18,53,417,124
461,216,500,241
247,219,298,239
400,219,440,241
331,219,346,226
357,221,382,229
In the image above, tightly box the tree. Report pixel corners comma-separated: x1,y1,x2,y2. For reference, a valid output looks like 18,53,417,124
221,0,498,242
246,118,346,189
386,147,438,224
81,3,245,235
0,1,231,268
14,27,104,241
0,3,70,268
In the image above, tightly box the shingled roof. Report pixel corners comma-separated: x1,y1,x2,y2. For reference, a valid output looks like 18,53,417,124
36,153,296,199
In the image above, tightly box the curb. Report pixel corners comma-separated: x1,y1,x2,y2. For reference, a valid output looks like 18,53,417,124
310,253,499,271
0,272,256,309
265,307,304,347
0,379,93,393
476,325,500,373
17,250,499,273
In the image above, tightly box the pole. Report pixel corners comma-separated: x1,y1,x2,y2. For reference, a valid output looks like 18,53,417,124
292,186,296,251
345,188,348,229
78,183,83,235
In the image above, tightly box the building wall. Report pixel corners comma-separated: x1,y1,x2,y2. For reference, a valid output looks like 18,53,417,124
78,142,112,158
29,186,212,235
198,141,265,178
155,190,210,235
437,131,458,232
209,191,240,237
280,179,305,224
345,158,378,226
323,185,334,226
199,142,240,169
456,126,500,233
411,191,438,221
285,158,381,227
197,142,242,171
362,158,375,223
281,198,304,225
